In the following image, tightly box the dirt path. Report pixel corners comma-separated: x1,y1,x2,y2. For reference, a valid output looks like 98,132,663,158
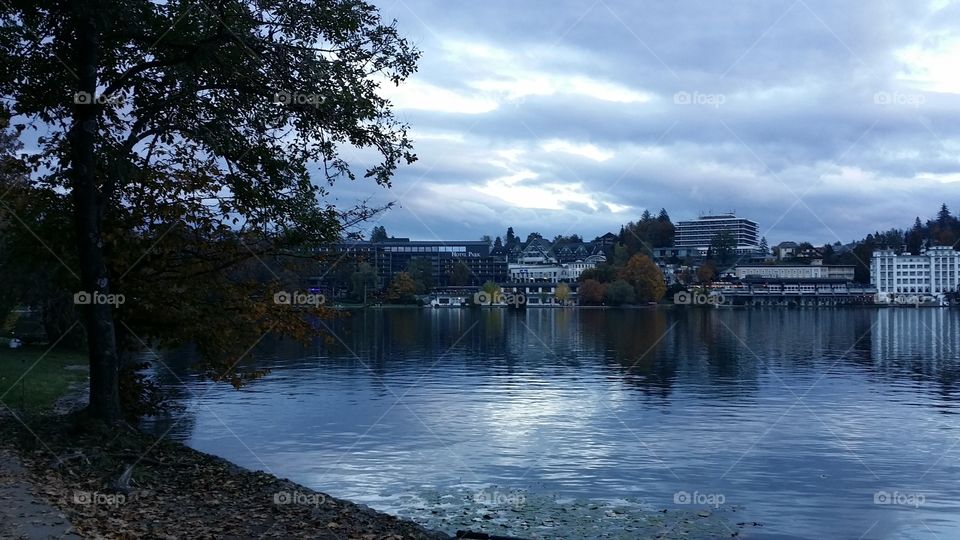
0,373,85,539
0,446,81,539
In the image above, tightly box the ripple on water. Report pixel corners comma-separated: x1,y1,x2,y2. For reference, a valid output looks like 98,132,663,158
145,308,960,540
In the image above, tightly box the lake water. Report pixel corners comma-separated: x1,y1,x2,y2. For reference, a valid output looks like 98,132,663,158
145,307,960,539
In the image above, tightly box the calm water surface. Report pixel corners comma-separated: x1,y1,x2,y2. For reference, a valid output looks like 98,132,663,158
146,308,960,539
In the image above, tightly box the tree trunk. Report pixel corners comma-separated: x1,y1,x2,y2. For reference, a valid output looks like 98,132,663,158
69,0,121,423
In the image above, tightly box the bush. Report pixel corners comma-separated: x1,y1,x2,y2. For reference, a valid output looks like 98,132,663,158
604,280,635,306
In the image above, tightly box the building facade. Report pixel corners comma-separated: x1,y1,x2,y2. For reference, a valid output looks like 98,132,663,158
312,239,508,293
734,264,855,281
718,278,876,306
871,246,960,296
508,260,598,282
675,214,760,254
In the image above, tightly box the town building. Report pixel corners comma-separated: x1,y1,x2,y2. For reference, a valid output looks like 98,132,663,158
311,238,508,294
773,241,798,260
508,255,603,283
871,246,960,296
500,282,580,307
516,237,556,264
651,247,701,261
674,213,760,255
734,264,855,281
717,278,876,306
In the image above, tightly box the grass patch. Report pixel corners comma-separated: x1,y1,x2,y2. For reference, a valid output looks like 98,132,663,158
0,346,87,411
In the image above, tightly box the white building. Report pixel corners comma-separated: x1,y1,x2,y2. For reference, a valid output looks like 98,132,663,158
508,259,598,282
871,246,960,295
675,213,760,255
735,264,854,281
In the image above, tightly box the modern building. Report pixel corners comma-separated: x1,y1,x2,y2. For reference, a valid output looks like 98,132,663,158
871,246,960,296
674,213,760,254
311,239,508,294
734,264,855,281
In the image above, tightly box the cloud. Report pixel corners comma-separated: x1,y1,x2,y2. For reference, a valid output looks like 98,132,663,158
348,0,960,244
541,140,615,162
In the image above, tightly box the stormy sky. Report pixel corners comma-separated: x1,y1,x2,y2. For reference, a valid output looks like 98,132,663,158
332,0,960,246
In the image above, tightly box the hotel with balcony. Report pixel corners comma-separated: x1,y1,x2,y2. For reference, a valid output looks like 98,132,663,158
674,213,761,256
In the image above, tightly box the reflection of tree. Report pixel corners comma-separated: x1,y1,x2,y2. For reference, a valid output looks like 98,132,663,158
578,309,677,398
150,307,960,445
140,346,200,440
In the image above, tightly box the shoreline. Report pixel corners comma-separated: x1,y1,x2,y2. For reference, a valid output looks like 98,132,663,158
1,411,748,539
0,412,449,539
2,371,448,539
1,379,747,539
337,303,951,310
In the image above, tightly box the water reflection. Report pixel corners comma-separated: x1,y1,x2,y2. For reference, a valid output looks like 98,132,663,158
144,308,960,540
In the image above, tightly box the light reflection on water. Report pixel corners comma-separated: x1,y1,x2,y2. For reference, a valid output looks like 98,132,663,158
145,308,960,539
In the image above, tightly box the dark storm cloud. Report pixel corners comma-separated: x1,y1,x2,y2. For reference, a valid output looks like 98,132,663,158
337,0,960,243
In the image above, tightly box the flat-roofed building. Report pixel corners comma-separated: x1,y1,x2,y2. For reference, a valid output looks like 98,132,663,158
734,264,855,281
675,213,760,254
871,246,960,295
311,239,507,294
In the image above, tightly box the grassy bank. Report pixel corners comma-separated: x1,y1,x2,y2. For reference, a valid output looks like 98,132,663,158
0,346,88,411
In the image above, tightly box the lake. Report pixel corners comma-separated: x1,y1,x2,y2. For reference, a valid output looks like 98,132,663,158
145,307,960,539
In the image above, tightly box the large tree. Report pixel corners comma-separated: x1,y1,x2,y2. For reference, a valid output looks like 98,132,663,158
710,230,737,268
0,0,418,422
406,257,434,293
448,260,471,286
577,279,605,305
620,254,666,303
370,225,388,243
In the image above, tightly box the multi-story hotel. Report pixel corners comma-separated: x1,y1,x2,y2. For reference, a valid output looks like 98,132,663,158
311,238,508,293
674,213,760,254
871,246,960,296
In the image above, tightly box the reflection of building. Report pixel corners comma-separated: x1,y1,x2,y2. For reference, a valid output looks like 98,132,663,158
871,309,960,368
734,264,854,281
675,213,760,255
871,246,960,295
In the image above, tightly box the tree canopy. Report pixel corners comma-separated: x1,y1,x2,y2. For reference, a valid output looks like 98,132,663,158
0,0,419,421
